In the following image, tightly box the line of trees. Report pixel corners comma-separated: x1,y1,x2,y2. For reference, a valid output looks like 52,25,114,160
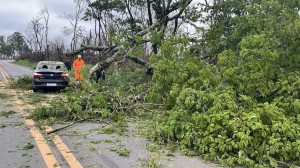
0,32,28,59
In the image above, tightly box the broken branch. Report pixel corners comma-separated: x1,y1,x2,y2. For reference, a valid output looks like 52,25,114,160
66,45,117,57
46,119,85,135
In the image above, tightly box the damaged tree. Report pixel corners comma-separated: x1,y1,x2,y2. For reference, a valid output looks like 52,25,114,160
67,0,199,79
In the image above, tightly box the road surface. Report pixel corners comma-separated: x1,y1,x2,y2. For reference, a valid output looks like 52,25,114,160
0,59,218,168
0,60,33,79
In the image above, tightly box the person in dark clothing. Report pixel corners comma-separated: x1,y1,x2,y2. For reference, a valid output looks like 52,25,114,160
96,69,105,82
64,58,71,71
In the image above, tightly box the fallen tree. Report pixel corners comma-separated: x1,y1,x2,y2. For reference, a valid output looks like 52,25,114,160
66,0,196,80
66,42,153,79
67,19,162,78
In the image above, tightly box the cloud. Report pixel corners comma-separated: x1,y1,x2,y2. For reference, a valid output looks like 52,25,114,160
42,0,76,16
0,0,42,35
0,0,85,44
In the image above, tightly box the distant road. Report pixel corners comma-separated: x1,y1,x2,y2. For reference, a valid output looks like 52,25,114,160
0,60,33,79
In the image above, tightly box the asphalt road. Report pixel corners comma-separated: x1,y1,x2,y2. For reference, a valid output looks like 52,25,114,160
0,60,65,168
0,60,33,79
0,83,47,168
0,110,46,168
0,59,218,168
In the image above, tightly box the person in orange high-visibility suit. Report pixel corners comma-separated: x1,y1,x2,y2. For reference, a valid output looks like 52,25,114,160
73,55,85,81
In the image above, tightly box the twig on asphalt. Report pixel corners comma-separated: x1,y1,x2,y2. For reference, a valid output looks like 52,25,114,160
46,119,85,135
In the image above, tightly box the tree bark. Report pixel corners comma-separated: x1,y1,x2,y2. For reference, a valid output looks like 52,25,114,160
89,50,120,78
126,55,154,75
147,0,158,54
65,45,117,57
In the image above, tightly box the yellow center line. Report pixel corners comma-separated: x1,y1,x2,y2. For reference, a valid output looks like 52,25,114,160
0,65,9,82
46,127,83,168
0,64,83,168
0,66,61,168
25,119,61,168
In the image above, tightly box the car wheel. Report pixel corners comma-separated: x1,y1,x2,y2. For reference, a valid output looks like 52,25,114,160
33,88,38,92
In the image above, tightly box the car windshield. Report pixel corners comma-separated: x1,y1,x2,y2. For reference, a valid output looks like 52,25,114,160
37,62,66,71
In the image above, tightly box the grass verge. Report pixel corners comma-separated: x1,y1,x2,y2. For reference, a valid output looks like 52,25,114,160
14,59,36,69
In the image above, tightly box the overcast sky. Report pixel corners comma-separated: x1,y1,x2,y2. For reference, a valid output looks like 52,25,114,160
0,0,89,44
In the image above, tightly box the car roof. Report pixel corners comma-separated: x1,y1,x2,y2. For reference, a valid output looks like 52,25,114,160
38,61,64,64
35,61,66,71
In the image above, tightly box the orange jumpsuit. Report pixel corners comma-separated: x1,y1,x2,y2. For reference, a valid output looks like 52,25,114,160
73,58,85,80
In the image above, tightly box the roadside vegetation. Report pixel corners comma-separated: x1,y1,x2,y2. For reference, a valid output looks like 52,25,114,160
2,0,300,167
0,93,11,99
8,75,33,90
30,66,151,122
31,36,300,167
14,59,37,69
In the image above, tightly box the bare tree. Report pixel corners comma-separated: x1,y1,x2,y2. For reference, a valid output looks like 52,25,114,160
60,0,87,52
24,27,34,51
23,17,45,60
39,7,50,60
48,37,65,61
29,18,44,53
